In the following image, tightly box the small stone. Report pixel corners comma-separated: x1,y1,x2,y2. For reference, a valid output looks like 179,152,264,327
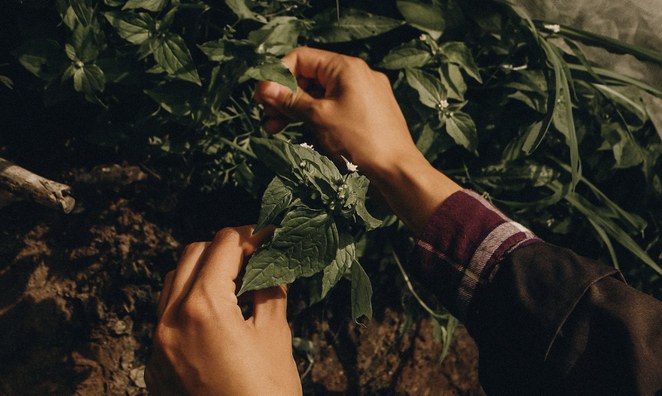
130,367,147,388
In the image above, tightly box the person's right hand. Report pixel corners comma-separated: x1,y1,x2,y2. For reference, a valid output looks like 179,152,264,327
254,47,461,235
254,47,420,184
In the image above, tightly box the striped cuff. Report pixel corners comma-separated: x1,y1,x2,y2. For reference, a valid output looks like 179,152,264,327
411,190,542,321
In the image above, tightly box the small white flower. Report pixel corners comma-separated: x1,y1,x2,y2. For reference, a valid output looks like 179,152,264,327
438,99,449,110
543,24,561,33
345,160,358,173
299,142,314,150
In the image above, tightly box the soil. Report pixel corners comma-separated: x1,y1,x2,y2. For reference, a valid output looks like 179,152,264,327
0,164,484,395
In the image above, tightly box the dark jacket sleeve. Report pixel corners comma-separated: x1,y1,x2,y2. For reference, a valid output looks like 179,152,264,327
411,190,662,394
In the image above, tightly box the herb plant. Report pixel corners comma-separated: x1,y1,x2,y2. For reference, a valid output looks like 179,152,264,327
6,0,662,351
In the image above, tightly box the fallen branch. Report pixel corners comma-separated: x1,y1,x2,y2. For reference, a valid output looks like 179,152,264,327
0,157,75,213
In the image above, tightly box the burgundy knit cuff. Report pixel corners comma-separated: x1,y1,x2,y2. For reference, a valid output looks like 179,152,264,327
412,190,542,321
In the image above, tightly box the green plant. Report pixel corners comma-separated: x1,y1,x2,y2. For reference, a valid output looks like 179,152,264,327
6,0,662,356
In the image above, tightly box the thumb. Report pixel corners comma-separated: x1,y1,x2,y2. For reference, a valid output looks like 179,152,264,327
256,81,317,122
252,284,288,327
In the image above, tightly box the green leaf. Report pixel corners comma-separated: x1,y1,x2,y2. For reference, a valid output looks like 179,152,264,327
104,11,153,45
344,173,382,230
566,63,662,98
243,57,296,92
396,0,445,40
439,64,467,100
444,111,478,153
593,84,648,123
199,39,255,64
72,63,105,93
70,0,96,26
152,33,201,85
71,25,101,62
313,233,356,303
551,182,662,275
240,206,339,294
541,39,581,189
312,8,403,43
144,80,199,116
251,138,342,192
256,177,293,232
438,42,482,83
0,75,13,90
16,39,66,81
380,44,432,70
351,261,372,320
225,0,266,23
405,67,444,108
122,0,167,12
546,21,662,65
248,16,302,56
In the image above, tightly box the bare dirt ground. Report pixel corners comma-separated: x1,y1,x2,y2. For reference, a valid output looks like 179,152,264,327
0,166,484,395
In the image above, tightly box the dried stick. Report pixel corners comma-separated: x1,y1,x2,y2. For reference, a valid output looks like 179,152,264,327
0,157,75,213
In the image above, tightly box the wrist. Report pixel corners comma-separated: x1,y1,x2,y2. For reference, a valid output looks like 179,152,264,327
367,150,462,236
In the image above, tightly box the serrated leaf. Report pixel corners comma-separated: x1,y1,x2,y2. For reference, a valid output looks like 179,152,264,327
256,177,293,232
243,57,296,92
444,111,478,153
251,138,342,193
405,67,444,108
380,45,432,70
396,0,445,40
16,39,66,81
351,261,372,320
312,8,403,43
272,206,339,264
152,33,201,85
240,206,339,294
144,80,199,116
321,237,354,296
104,11,153,45
122,0,167,12
225,0,266,22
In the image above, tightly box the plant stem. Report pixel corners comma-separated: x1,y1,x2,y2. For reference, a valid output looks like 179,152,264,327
391,250,449,320
220,137,256,159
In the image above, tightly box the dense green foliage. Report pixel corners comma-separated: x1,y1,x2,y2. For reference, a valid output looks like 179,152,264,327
4,0,662,348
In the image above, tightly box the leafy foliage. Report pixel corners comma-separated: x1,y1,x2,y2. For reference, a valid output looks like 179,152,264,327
5,0,662,353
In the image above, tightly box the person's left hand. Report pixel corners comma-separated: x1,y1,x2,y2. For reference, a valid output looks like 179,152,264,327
145,226,302,396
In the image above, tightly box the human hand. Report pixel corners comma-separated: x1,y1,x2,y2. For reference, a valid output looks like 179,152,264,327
254,47,461,235
145,226,302,396
254,47,421,183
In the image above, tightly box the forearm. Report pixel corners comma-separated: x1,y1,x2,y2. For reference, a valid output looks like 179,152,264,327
368,151,461,237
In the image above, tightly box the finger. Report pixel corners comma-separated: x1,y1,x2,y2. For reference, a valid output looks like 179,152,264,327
255,82,317,123
252,284,288,327
192,226,274,303
263,116,289,134
262,104,281,117
157,270,175,320
163,242,209,314
281,47,343,87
